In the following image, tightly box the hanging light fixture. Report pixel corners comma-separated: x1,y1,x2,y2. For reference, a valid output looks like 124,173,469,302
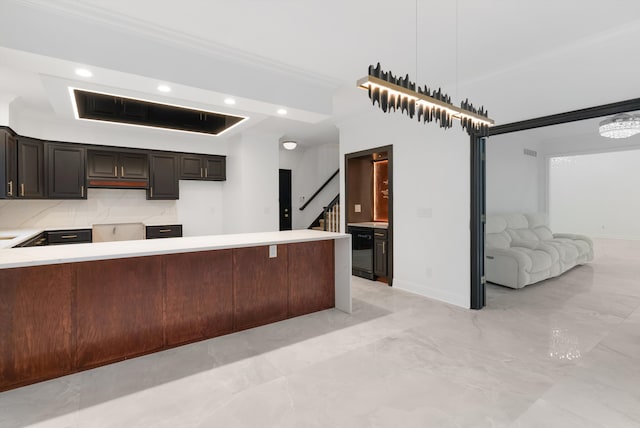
598,113,640,139
357,63,494,136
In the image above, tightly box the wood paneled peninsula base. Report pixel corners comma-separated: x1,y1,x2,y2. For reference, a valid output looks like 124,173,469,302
0,230,351,392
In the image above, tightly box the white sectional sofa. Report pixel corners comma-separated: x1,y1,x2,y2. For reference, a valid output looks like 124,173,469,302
485,213,594,289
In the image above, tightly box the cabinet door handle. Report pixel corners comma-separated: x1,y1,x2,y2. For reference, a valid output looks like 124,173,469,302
61,235,78,239
205,167,208,178
200,167,203,178
121,166,124,176
81,185,84,197
382,241,385,254
375,232,385,237
159,229,171,233
114,166,117,176
20,183,24,197
7,180,12,196
150,187,153,198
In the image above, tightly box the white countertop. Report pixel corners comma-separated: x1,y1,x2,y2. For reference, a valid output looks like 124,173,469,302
0,230,349,270
347,222,388,229
0,229,43,249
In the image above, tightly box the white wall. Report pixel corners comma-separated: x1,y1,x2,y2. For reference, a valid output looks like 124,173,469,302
486,133,541,215
338,108,470,308
549,149,640,239
223,132,279,234
279,142,339,230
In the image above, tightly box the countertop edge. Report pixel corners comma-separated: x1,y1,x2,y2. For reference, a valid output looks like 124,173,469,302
0,230,350,270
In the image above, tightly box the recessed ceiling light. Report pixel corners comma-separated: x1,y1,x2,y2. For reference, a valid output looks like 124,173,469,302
277,108,287,115
224,98,236,105
75,68,92,78
282,141,297,150
157,85,171,93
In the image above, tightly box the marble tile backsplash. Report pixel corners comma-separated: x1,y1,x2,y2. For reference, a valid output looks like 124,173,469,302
0,188,178,229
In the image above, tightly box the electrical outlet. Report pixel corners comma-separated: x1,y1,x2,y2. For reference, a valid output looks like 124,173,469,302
269,245,277,258
355,204,361,213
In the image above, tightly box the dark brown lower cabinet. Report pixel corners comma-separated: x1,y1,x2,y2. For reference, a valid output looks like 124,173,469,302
0,264,73,388
288,240,335,317
374,230,388,278
165,250,233,346
0,240,336,392
233,245,289,331
75,257,164,369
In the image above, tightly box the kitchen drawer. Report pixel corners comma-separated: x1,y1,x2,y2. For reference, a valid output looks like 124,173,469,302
47,229,92,245
146,225,183,239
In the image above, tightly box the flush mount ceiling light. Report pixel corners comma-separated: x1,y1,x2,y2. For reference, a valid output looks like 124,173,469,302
157,84,171,93
224,98,236,105
277,108,287,115
599,113,640,139
357,63,494,136
282,141,297,150
75,68,92,77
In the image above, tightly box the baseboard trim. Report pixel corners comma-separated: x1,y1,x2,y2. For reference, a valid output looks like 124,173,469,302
392,279,469,309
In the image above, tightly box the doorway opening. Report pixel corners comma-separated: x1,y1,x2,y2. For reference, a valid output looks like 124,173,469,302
279,169,292,231
470,98,640,309
345,145,393,285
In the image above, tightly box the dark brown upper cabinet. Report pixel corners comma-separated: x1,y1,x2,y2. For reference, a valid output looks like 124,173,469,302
47,143,86,199
204,156,225,181
179,154,226,181
1,129,17,198
148,153,179,200
87,149,148,188
17,138,45,199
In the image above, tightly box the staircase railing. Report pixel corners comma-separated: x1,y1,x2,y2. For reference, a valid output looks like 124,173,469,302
299,169,339,211
322,195,340,232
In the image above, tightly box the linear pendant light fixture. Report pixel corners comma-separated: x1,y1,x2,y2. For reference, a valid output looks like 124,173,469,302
357,63,494,136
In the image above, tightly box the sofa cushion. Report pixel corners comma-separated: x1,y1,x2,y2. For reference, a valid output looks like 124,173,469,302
510,247,553,273
486,216,507,234
525,213,554,240
504,214,529,230
525,213,548,228
508,227,540,242
486,231,511,249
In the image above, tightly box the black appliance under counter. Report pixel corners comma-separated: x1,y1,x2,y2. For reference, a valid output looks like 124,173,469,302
348,226,375,280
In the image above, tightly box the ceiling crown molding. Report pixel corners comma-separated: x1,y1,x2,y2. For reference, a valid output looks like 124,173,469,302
15,0,342,88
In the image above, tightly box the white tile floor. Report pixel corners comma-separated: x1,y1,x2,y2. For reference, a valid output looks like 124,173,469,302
1,238,639,427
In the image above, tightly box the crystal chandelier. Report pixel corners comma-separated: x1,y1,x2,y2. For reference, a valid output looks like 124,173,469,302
599,113,640,139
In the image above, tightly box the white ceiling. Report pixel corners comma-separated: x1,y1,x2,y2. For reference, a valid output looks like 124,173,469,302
1,0,640,145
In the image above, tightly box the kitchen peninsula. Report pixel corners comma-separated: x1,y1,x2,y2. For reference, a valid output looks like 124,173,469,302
0,230,351,392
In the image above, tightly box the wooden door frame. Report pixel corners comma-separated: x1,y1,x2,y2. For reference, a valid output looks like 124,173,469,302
470,97,640,309
345,145,393,285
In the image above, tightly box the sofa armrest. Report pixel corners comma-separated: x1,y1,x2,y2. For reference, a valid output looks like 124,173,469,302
553,233,593,247
486,247,532,271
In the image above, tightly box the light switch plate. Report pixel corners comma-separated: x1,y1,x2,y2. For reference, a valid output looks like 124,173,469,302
269,244,277,258
355,204,361,213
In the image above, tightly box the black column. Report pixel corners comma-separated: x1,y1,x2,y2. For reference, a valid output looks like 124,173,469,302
470,135,486,309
